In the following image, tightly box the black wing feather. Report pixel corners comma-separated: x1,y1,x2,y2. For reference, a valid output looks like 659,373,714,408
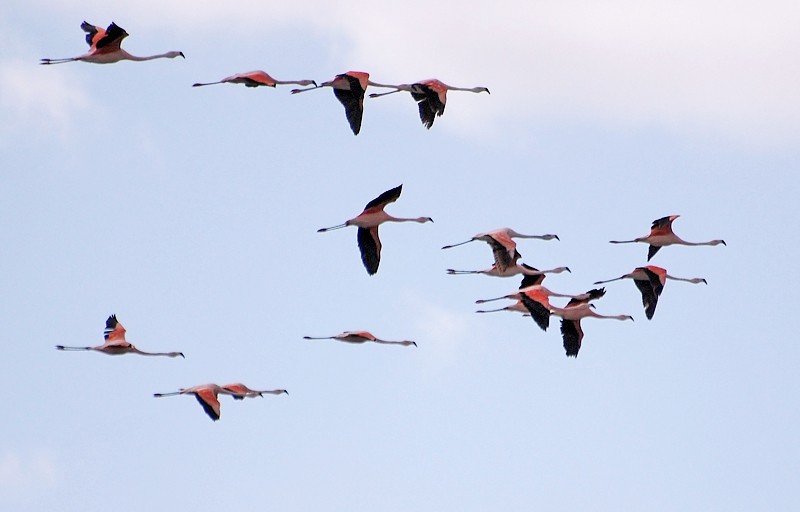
357,227,380,275
411,84,445,129
566,287,606,306
519,271,545,289
332,75,365,135
364,185,402,210
561,319,583,357
633,278,659,320
486,237,514,272
651,216,672,229
647,244,662,261
194,394,220,421
104,314,118,340
81,21,99,47
641,268,664,296
95,22,127,49
519,294,550,331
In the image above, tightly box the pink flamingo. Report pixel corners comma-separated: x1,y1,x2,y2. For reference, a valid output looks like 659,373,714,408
192,70,315,88
443,228,559,273
303,331,416,347
55,315,184,358
317,184,432,275
475,281,594,331
368,79,490,129
291,71,393,135
476,299,531,316
447,261,570,278
594,265,707,319
153,383,247,421
41,21,184,65
221,383,289,400
551,291,633,357
475,271,558,315
610,215,726,261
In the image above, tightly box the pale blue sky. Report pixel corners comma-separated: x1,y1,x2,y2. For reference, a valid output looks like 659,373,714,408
2,1,799,511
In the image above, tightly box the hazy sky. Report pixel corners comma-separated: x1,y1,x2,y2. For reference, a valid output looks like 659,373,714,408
2,2,799,511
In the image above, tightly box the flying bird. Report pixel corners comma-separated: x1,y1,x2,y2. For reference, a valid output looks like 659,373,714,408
153,383,248,421
368,79,490,129
475,283,590,307
291,71,393,134
474,271,564,315
55,314,184,358
192,70,316,88
442,228,559,273
221,383,289,400
41,21,184,65
447,262,570,278
476,300,531,315
303,331,417,347
609,215,726,261
317,184,432,275
475,279,593,331
594,265,707,319
551,290,634,357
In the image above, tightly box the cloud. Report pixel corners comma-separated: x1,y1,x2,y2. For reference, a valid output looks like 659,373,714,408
24,0,800,147
0,451,57,490
0,60,92,140
404,292,472,366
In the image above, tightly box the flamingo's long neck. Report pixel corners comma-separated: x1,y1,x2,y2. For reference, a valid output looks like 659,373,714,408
373,339,413,346
124,51,179,62
445,85,486,93
666,275,706,284
368,81,412,91
385,215,430,224
257,389,287,395
274,79,314,86
676,238,725,247
587,310,632,321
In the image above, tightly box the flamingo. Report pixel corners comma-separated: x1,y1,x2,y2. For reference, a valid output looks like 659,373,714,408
476,300,531,315
317,184,432,275
192,70,316,88
153,383,247,421
551,291,633,357
594,265,707,319
55,314,184,358
442,228,559,273
221,383,289,400
475,283,590,307
367,79,490,129
474,272,553,315
291,71,394,135
475,281,594,331
609,215,726,261
41,21,184,65
447,261,570,278
303,331,416,347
